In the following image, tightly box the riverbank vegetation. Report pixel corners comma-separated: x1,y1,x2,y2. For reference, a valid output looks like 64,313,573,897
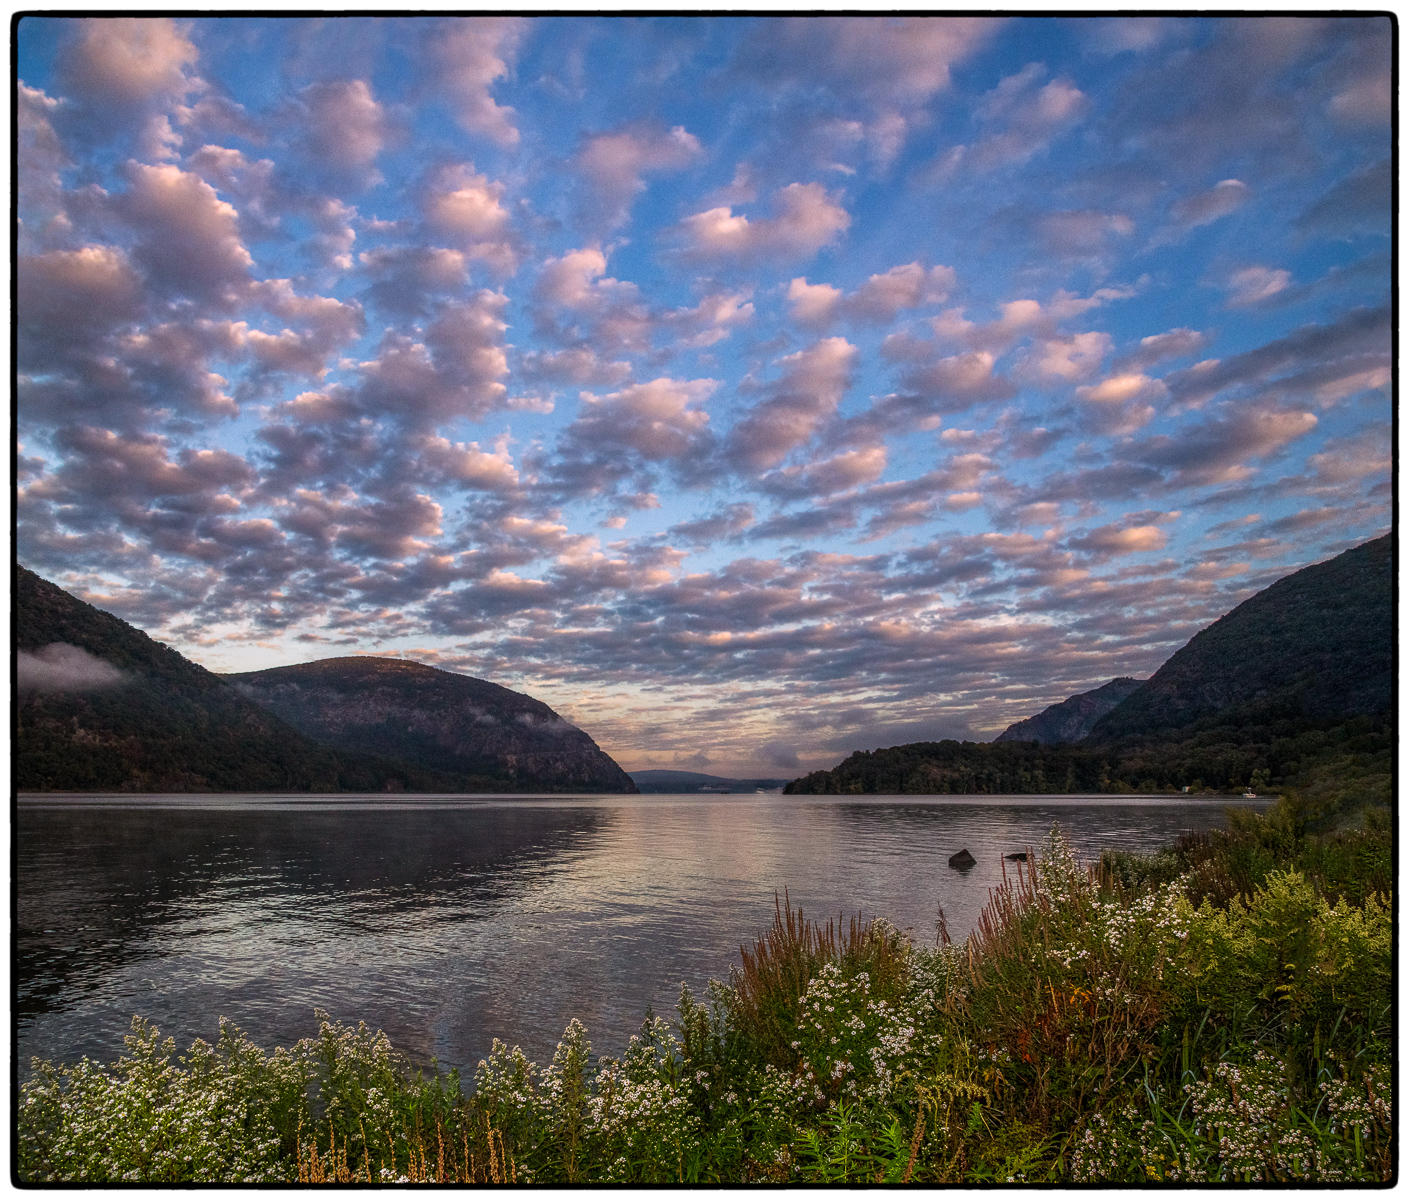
18,790,1392,1184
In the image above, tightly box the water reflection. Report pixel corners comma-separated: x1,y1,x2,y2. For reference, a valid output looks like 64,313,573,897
17,798,605,1064
17,793,1260,1078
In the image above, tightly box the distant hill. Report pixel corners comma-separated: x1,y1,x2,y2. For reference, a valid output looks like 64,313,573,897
994,677,1145,744
1088,533,1393,744
15,566,635,794
226,657,636,794
788,534,1394,797
14,566,435,792
629,770,790,793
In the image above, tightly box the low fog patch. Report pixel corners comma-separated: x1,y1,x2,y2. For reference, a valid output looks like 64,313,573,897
18,643,131,697
515,711,575,735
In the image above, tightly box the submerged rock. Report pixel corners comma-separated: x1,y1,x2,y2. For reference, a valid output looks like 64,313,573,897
948,848,977,869
1004,851,1028,862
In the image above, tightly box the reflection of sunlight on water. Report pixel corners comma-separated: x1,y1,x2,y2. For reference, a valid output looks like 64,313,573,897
17,793,1267,1079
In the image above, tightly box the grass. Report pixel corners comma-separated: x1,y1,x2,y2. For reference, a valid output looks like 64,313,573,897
17,790,1394,1184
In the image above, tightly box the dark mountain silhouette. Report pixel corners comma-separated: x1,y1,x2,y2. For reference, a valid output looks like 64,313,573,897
787,534,1394,796
14,566,634,793
1087,533,1393,744
225,657,636,794
994,677,1145,744
14,565,424,792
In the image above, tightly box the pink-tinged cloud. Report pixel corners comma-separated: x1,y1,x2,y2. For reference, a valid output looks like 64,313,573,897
1067,521,1168,558
573,378,716,462
1115,327,1207,372
728,337,858,470
423,162,511,240
413,435,520,491
62,16,199,106
1225,264,1292,307
790,262,955,325
957,63,1089,172
676,182,850,261
428,17,528,146
576,123,701,228
1076,372,1166,435
118,162,254,306
763,445,888,500
764,16,1001,106
353,290,510,426
1038,209,1134,257
1024,330,1112,382
296,78,389,180
1137,406,1319,487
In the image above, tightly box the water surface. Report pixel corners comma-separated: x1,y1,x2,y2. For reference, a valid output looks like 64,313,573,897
16,792,1264,1077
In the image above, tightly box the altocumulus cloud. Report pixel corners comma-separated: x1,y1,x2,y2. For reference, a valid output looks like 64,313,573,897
14,15,1391,776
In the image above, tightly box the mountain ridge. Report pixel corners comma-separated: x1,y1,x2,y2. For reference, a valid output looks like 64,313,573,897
994,677,1145,745
226,657,636,794
15,566,635,793
787,534,1394,796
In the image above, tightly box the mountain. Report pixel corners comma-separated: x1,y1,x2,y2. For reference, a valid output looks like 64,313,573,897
994,677,1145,744
15,566,635,794
629,769,790,793
14,565,433,792
1087,533,1393,744
226,657,636,793
787,534,1394,797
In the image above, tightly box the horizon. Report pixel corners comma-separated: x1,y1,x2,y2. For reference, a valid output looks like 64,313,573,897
15,15,1392,778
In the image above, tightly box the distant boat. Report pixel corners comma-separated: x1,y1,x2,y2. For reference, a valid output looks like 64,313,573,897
1243,790,1257,799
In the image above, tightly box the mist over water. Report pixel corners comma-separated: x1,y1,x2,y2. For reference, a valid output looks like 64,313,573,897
17,793,1264,1078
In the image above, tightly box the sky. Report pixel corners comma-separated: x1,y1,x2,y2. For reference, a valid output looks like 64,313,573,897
14,14,1394,778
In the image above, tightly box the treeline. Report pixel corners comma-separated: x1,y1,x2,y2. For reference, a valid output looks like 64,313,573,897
784,714,1393,799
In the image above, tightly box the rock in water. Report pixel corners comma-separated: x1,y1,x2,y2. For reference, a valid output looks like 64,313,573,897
948,848,977,869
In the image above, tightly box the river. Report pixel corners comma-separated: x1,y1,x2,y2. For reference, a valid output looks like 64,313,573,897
16,791,1266,1078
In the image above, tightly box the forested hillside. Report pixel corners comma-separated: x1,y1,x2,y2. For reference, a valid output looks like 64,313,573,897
789,535,1394,799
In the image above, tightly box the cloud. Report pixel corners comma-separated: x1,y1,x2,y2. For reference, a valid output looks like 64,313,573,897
727,337,857,470
1135,405,1318,487
294,78,389,184
116,162,254,307
788,262,954,325
421,162,519,274
55,16,202,157
1066,521,1168,559
760,445,888,501
1023,330,1112,382
18,642,131,696
575,122,701,229
1225,264,1292,308
1170,178,1250,228
668,503,755,549
427,16,529,146
570,378,715,461
412,434,520,491
752,16,1001,108
1075,372,1166,435
957,62,1090,172
1036,208,1134,258
1163,305,1389,411
352,290,511,427
1295,158,1391,238
675,182,850,261
1114,327,1206,372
